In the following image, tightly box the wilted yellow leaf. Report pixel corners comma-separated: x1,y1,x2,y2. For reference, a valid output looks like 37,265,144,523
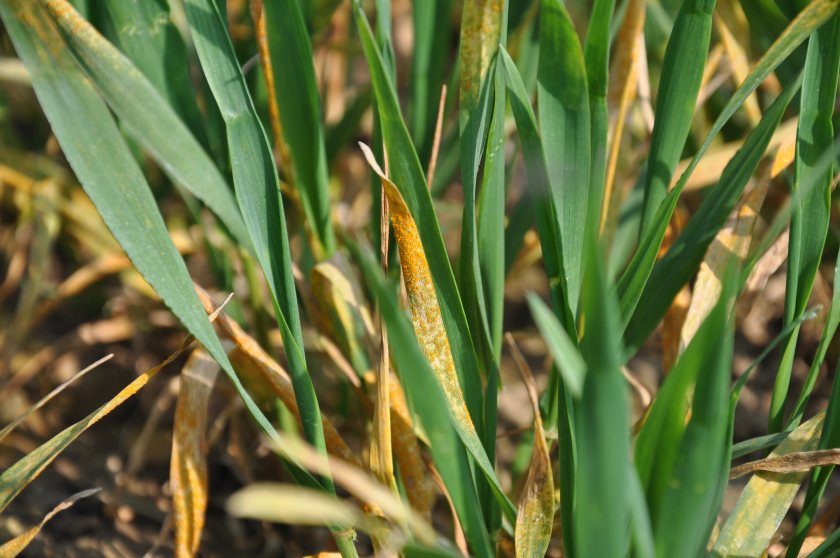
0,488,100,558
171,349,219,558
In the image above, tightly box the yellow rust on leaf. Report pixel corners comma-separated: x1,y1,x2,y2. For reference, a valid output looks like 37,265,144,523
358,143,477,436
460,0,504,113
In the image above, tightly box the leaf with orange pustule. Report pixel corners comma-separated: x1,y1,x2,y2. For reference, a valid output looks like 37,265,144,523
358,141,516,524
308,257,434,518
358,142,477,438
171,349,219,558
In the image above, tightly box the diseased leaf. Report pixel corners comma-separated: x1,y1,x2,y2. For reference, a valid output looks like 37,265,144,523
711,414,824,556
171,349,219,558
360,143,477,444
352,0,486,442
350,239,496,558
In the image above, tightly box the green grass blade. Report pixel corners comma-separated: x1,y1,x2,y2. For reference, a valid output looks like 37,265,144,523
474,56,507,532
809,526,840,558
652,280,734,557
574,248,629,557
0,0,318,493
583,0,615,243
476,63,507,360
501,48,577,555
501,47,574,330
98,0,209,149
410,0,451,162
770,11,840,432
621,73,802,355
262,0,335,257
615,0,839,347
526,293,586,397
538,0,590,314
352,242,494,558
788,245,840,428
634,281,733,520
458,0,505,376
628,467,655,558
637,0,715,237
352,0,487,437
42,0,250,250
181,0,331,479
731,432,792,459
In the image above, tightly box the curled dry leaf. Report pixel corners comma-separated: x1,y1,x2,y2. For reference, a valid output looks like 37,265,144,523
0,488,101,558
171,349,219,558
507,333,554,558
729,447,840,479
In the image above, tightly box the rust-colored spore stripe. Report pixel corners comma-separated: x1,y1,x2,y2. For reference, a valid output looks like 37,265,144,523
358,143,476,435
